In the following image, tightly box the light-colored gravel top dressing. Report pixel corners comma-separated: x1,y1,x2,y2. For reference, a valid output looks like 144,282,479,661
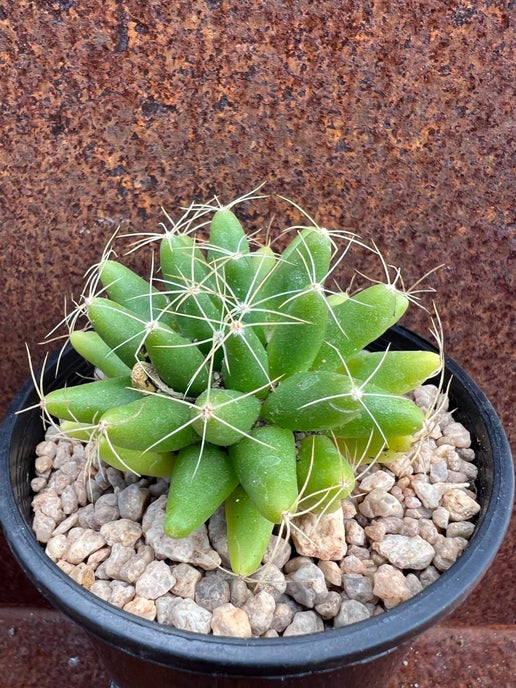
31,384,480,638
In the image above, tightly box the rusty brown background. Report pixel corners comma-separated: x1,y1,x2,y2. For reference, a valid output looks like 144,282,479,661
0,0,514,630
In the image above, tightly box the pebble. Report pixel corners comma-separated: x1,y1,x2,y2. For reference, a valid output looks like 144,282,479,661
432,506,450,530
100,519,142,548
334,599,371,627
318,560,342,587
412,385,439,412
31,383,480,637
412,481,441,509
65,529,106,565
438,422,471,448
230,578,252,607
165,597,212,634
118,483,150,521
90,580,112,602
290,510,346,560
154,595,181,624
342,573,376,604
400,518,420,537
441,489,481,521
135,560,175,599
52,512,79,536
373,565,412,608
340,554,367,575
194,573,231,611
211,603,252,638
170,563,202,599
243,590,276,636
270,602,294,633
341,498,357,518
45,534,69,561
68,562,96,589
375,535,435,570
345,520,366,546
98,543,135,579
61,484,79,515
263,629,279,638
32,490,64,522
315,590,342,619
405,573,424,596
123,596,156,621
36,440,57,460
73,478,89,507
432,535,467,571
383,455,413,477
105,467,128,492
143,496,221,570
109,581,136,608
359,470,396,493
446,521,476,539
249,564,287,601
418,519,439,544
207,507,230,566
35,454,53,474
31,476,48,493
285,563,328,608
87,546,111,567
359,489,404,519
263,536,292,569
419,565,441,588
283,611,324,636
93,493,120,525
364,521,387,542
119,552,150,584
429,460,449,483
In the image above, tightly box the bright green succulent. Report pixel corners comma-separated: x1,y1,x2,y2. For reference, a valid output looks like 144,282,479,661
42,195,441,576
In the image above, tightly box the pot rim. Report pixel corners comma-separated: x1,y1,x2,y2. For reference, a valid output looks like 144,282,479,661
0,325,513,678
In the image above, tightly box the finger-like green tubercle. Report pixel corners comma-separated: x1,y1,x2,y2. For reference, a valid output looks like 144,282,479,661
267,289,329,379
191,388,261,446
144,324,209,396
101,393,198,452
59,420,95,442
160,234,223,353
207,209,254,303
332,390,425,438
45,376,141,424
69,330,132,378
342,350,441,394
225,486,275,577
230,425,298,523
221,323,270,397
164,443,238,539
256,227,332,322
260,371,360,431
97,435,176,478
87,297,149,368
296,434,355,514
99,259,177,330
312,283,409,370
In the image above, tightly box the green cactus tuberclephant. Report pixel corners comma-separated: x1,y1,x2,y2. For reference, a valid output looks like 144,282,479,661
42,195,441,576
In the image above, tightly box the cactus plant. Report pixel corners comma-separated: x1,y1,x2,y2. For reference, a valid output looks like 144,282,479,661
40,191,442,577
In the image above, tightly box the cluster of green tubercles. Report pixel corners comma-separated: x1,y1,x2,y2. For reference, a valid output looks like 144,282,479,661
43,201,441,576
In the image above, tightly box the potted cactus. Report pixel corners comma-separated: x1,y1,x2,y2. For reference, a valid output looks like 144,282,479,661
0,191,513,688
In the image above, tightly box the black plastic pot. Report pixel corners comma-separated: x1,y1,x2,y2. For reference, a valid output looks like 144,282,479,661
0,326,513,688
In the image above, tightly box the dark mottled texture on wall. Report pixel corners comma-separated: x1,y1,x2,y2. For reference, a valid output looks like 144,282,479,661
0,0,514,624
